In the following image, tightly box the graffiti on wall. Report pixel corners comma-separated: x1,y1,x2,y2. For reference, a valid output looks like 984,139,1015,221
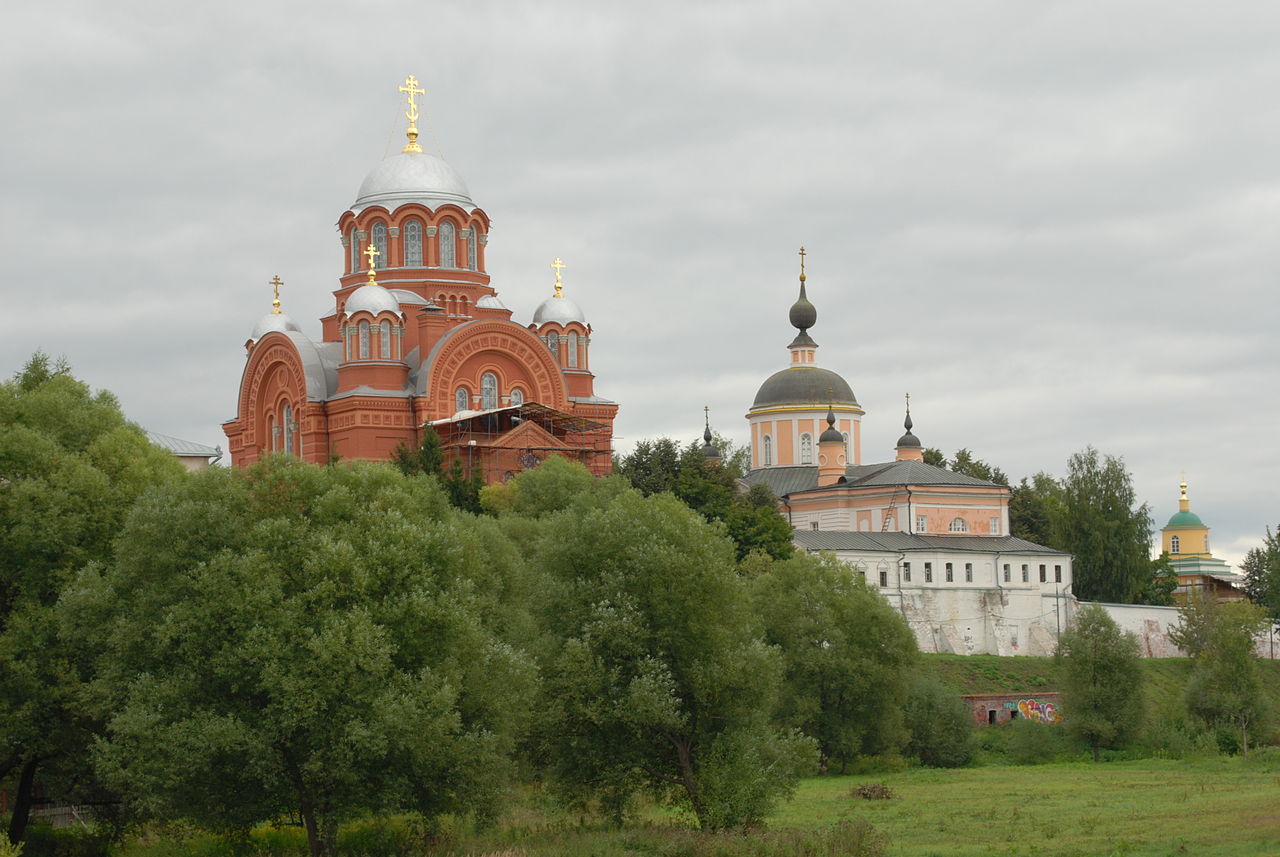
1008,698,1061,724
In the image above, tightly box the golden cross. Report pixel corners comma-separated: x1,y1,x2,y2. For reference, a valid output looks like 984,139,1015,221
364,242,380,270
399,75,426,153
550,257,565,296
270,275,283,314
799,246,807,280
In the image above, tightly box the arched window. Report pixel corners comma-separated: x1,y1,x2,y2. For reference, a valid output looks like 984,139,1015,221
567,332,579,367
267,415,277,451
509,388,524,407
358,321,370,359
467,228,478,270
372,223,388,268
1170,535,1180,554
350,229,359,272
843,432,850,459
547,331,559,363
379,321,391,358
481,372,498,409
949,517,969,533
762,435,773,466
404,220,423,266
799,433,813,464
283,404,294,456
439,221,456,268
455,387,469,413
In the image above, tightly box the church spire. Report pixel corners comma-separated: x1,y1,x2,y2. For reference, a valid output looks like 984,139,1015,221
398,75,426,154
702,406,721,461
895,393,924,462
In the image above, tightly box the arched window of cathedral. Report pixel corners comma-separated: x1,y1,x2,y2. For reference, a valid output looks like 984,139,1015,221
1170,535,1180,553
283,404,294,456
267,414,277,451
567,332,579,367
481,373,498,410
459,296,469,317
380,321,391,359
547,331,560,363
762,435,773,466
404,220,423,266
799,433,813,464
455,387,469,413
949,517,969,533
350,229,360,272
358,321,370,359
509,388,524,407
467,228,477,270
372,222,389,267
842,432,850,459
439,221,456,268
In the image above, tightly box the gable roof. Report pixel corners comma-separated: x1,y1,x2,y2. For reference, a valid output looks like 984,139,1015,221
741,460,1004,497
793,531,1066,555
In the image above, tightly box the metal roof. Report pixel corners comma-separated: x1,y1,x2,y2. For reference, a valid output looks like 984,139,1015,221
741,459,1003,497
793,531,1066,555
428,401,604,433
147,431,222,460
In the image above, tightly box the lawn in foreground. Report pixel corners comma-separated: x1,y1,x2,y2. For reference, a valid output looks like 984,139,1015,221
775,756,1280,857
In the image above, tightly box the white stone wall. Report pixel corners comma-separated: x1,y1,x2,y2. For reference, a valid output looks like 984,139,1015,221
1090,602,1280,659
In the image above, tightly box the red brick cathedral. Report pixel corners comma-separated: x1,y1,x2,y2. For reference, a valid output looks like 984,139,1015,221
224,77,617,479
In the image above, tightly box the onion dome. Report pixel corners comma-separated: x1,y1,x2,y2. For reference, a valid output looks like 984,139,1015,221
702,408,721,460
533,256,587,325
896,404,921,449
752,367,857,409
344,283,401,316
250,275,301,341
819,405,844,444
251,311,301,342
1167,480,1204,527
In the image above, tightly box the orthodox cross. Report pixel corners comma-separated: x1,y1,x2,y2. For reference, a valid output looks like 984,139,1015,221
905,392,911,414
550,257,565,297
704,405,710,429
799,246,807,281
270,275,283,314
364,243,380,284
399,75,425,153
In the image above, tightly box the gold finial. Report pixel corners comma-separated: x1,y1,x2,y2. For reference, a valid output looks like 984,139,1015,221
399,75,426,154
798,246,807,282
550,257,566,298
270,275,283,314
364,242,381,285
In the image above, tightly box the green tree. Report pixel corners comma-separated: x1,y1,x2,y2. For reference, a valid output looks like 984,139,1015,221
392,425,483,512
903,676,973,767
1056,447,1153,603
921,447,946,467
528,483,815,829
1179,599,1270,758
1009,472,1063,547
613,437,682,495
0,354,182,845
752,553,918,771
64,459,534,857
1241,526,1280,622
946,448,1009,486
1134,552,1178,606
1057,604,1144,761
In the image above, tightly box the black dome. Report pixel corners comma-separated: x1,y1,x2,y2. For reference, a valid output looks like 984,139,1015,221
896,432,921,448
752,366,857,409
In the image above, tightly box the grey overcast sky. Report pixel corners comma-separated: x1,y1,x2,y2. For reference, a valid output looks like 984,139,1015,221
3,1,1276,568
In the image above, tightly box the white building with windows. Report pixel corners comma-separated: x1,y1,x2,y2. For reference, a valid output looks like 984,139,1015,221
741,261,1074,656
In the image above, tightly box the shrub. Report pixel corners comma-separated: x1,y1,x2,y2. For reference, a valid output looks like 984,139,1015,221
904,676,973,768
11,826,110,857
851,783,895,800
1005,718,1071,765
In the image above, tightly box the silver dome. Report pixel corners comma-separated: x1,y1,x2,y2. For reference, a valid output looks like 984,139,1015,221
352,152,475,212
476,294,508,310
344,283,401,317
251,311,302,341
533,294,586,326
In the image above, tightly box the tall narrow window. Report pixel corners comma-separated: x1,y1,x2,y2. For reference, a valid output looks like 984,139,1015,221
1054,565,1062,583
467,228,477,270
799,433,813,464
965,563,973,583
358,321,370,359
763,435,773,466
481,372,498,409
902,562,912,582
843,432,850,460
990,517,1000,535
439,221,456,268
1039,564,1047,583
1170,535,1180,553
547,331,559,363
372,223,388,268
404,220,423,266
350,230,359,271
283,405,293,455
924,562,933,583
1022,564,1029,583
945,562,954,582
380,321,391,359
916,515,927,533
509,388,524,407
567,332,579,367
455,387,469,413
1003,563,1011,583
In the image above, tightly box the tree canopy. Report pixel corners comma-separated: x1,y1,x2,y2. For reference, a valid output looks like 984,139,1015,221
1242,526,1280,622
0,354,183,845
64,459,534,857
1057,604,1144,761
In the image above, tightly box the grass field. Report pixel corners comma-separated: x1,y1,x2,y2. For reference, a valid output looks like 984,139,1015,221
776,756,1280,857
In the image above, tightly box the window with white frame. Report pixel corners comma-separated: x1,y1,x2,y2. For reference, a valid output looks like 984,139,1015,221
1170,535,1180,553
965,563,973,583
509,388,524,407
404,220,423,266
902,562,911,582
1003,563,1011,582
455,387,469,413
924,562,933,583
810,521,818,530
916,515,927,533
481,373,498,410
949,517,969,533
763,435,773,466
990,517,1000,535
799,433,813,464
1021,564,1029,583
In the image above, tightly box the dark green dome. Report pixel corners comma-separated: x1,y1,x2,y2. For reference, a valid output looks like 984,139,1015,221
1166,510,1204,528
752,366,857,409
